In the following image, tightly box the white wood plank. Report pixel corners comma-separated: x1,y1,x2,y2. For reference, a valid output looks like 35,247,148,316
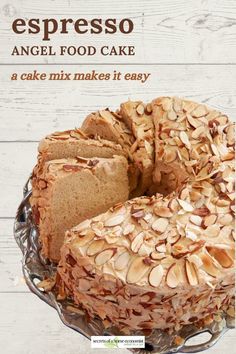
0,293,235,354
0,219,29,293
0,142,37,217
0,0,236,63
0,65,236,141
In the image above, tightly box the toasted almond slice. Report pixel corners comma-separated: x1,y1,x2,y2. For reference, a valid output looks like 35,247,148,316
178,199,194,212
150,251,166,260
138,243,154,257
192,126,205,139
154,206,173,218
72,219,91,232
166,263,180,288
155,243,166,253
114,251,131,270
168,110,177,121
87,240,105,256
131,232,144,253
187,114,201,128
164,149,177,163
188,254,203,268
215,199,230,207
185,260,198,286
201,253,220,277
193,206,210,216
104,214,125,227
207,247,233,268
226,124,235,145
123,223,135,236
136,103,145,115
204,225,220,238
218,214,233,226
204,214,217,227
99,109,115,122
192,105,207,118
152,218,169,233
189,215,202,226
149,265,164,287
73,232,94,247
180,131,191,148
126,257,149,284
186,230,198,241
95,248,116,266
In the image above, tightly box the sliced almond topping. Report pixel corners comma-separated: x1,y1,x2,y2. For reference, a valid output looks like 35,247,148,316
152,218,169,233
221,151,235,161
201,253,220,277
164,149,177,163
73,219,91,232
204,225,220,238
215,198,230,207
186,230,198,241
189,215,202,226
126,257,149,284
193,206,210,216
136,103,145,115
187,114,201,128
168,110,177,121
185,260,199,286
95,248,116,266
204,214,217,227
155,243,166,253
150,251,166,260
226,124,235,145
188,254,203,268
166,263,180,288
131,232,144,253
207,247,233,268
218,214,233,226
180,131,191,148
73,231,94,247
192,105,207,118
104,214,125,227
114,251,130,271
154,206,173,218
149,265,164,287
87,240,105,256
192,126,205,140
123,223,135,236
99,110,115,122
178,199,194,212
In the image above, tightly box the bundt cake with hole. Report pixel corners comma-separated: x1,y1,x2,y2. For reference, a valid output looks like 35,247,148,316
31,97,235,333
57,97,235,332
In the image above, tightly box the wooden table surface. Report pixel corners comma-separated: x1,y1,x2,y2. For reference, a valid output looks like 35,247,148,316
0,1,235,353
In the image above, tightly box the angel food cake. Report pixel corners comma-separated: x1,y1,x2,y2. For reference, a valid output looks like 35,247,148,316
31,96,235,332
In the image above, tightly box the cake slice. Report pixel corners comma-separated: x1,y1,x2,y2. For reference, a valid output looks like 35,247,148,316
120,100,155,196
35,129,124,173
81,109,135,155
30,156,129,262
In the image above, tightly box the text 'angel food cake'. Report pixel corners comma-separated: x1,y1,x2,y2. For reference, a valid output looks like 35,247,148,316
31,97,235,333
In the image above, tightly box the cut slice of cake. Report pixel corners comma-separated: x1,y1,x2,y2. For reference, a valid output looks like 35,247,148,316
81,109,139,193
36,129,124,172
119,100,155,196
81,110,135,154
30,155,129,262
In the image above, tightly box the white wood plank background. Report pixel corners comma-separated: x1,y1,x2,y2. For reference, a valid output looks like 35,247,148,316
0,0,235,353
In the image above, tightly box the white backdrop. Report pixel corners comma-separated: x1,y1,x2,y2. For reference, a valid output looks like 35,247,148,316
0,0,235,353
